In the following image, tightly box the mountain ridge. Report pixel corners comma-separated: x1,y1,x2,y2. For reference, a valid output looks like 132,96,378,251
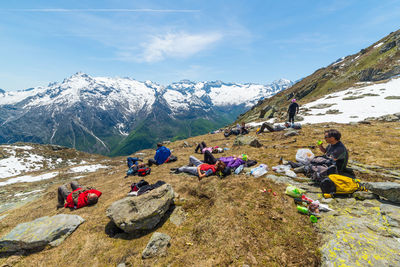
0,73,293,155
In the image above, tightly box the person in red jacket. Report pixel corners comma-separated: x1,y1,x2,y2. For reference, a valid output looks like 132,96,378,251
57,181,102,209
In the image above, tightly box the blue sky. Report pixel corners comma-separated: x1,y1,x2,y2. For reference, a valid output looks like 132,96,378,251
1,0,400,91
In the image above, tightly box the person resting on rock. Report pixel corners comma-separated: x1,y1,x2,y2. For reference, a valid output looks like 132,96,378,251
282,129,352,181
148,143,176,166
57,181,102,209
194,141,223,154
256,122,301,134
171,156,226,181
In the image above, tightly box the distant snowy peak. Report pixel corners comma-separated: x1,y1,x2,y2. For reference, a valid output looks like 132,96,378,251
0,73,293,113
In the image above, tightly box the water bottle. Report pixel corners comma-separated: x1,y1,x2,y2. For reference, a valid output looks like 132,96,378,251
235,164,244,174
297,205,309,214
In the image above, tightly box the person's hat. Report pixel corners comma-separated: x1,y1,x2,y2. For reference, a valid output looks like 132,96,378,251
241,154,248,161
292,99,296,102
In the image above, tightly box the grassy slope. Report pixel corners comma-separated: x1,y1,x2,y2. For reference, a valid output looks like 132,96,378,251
1,122,400,266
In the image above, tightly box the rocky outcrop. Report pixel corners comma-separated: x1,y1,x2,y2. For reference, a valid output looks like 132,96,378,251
233,136,262,148
380,41,397,54
142,232,171,259
106,184,174,233
365,182,400,204
0,214,84,253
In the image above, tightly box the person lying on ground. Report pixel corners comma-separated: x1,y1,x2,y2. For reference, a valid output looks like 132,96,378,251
256,122,301,134
127,157,143,168
239,122,249,135
224,128,240,137
148,143,176,166
203,150,256,169
57,181,102,209
171,156,226,180
195,141,223,154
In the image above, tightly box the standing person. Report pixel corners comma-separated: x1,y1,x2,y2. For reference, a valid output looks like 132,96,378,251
148,143,172,166
288,99,299,124
57,181,102,209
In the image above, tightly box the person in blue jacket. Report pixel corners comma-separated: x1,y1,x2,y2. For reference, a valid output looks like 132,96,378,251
148,143,172,166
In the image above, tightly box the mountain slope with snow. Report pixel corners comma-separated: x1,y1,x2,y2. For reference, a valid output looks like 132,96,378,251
238,29,400,124
0,73,292,155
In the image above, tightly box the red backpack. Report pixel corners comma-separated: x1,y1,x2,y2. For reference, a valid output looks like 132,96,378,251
137,167,151,177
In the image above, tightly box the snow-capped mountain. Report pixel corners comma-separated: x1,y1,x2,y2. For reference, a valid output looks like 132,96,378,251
0,73,293,155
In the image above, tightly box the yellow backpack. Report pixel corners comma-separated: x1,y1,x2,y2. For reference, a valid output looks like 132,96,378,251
321,174,366,197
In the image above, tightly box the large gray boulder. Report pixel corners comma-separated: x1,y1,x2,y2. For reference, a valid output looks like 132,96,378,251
365,182,400,204
0,214,84,253
106,184,174,233
142,232,171,259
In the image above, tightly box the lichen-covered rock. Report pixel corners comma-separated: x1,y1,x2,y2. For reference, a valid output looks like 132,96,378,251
365,182,400,204
169,206,186,226
142,232,171,259
106,184,174,233
0,214,84,253
233,136,262,148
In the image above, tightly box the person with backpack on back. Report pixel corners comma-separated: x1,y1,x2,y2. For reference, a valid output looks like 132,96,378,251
288,99,299,125
148,143,176,166
57,181,102,209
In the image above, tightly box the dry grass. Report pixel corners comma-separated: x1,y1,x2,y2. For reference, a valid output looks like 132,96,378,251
0,122,399,266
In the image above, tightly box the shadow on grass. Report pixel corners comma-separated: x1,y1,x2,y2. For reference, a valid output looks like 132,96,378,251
105,204,176,240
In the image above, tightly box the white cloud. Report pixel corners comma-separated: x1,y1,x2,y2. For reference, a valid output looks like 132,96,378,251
139,32,223,62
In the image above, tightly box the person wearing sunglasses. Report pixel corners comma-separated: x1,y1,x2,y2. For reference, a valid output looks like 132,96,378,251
318,129,348,173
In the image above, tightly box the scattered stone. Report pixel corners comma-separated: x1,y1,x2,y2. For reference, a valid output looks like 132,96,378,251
325,109,342,114
233,136,262,148
377,114,399,122
183,141,191,147
384,96,400,100
142,232,171,259
353,191,378,201
169,206,187,226
342,95,365,100
359,120,371,125
264,174,294,184
284,129,299,137
365,182,400,204
117,263,126,267
310,103,336,109
162,141,171,145
394,112,400,119
106,184,174,233
0,214,84,253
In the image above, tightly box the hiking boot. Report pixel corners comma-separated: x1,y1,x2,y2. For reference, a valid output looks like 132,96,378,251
170,168,181,174
293,166,306,173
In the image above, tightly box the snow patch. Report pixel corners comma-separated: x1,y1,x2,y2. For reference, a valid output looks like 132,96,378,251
68,164,108,173
0,172,59,187
300,77,400,124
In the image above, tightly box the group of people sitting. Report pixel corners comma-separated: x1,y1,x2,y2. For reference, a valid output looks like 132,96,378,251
57,143,176,210
56,122,350,210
